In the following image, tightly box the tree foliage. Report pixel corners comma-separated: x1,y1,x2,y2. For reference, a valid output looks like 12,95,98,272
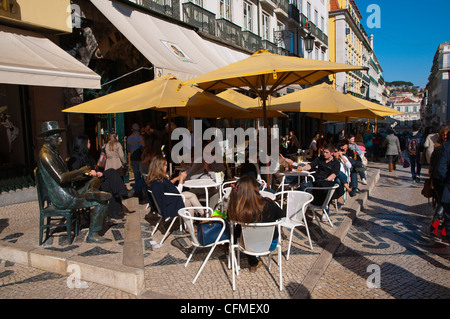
386,81,414,87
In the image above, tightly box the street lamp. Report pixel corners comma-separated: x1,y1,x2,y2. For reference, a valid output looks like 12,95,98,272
304,33,315,54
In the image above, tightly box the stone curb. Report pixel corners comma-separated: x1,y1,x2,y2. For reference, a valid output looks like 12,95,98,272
292,168,381,299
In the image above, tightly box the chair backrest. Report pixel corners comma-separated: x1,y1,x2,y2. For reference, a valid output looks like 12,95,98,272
147,189,163,216
34,167,51,211
260,190,275,200
178,207,215,246
285,191,314,223
239,221,281,254
305,183,339,208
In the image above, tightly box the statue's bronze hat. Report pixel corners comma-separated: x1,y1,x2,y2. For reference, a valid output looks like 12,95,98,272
37,121,65,137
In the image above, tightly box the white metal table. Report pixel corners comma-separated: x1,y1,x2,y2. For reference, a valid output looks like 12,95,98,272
183,178,222,208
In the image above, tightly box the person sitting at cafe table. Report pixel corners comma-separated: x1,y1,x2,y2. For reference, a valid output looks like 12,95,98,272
271,153,297,190
184,144,225,210
340,139,364,194
299,143,345,208
332,144,355,198
146,155,202,218
227,175,284,272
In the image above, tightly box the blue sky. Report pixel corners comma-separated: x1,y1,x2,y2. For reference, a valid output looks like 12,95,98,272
355,0,450,88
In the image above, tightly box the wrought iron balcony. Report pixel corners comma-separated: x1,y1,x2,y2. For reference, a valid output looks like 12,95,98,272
274,0,289,14
288,4,299,23
216,18,242,47
261,39,278,54
182,1,215,36
242,30,261,53
135,0,180,20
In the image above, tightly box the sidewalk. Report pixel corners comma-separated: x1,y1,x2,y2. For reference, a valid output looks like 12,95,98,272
311,161,450,299
0,163,402,299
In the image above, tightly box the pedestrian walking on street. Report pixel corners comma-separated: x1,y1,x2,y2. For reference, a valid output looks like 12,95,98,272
382,128,402,172
406,123,424,182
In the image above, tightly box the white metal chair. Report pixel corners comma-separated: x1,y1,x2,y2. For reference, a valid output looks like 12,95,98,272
178,207,231,284
304,183,339,230
146,189,185,245
260,190,276,200
275,190,314,259
216,179,237,212
231,220,283,291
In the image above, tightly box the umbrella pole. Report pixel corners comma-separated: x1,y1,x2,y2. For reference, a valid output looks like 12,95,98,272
262,97,271,188
168,109,172,174
320,113,323,135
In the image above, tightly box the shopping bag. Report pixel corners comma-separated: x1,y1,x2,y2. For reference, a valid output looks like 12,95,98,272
97,146,107,168
401,153,410,168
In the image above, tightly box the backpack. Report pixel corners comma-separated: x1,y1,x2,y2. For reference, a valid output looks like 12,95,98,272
407,135,419,155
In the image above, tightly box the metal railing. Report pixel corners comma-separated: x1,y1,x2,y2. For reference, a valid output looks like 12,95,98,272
182,1,215,36
216,18,242,47
242,30,261,52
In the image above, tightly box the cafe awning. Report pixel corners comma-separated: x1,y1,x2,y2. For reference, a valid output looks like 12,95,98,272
0,25,101,89
91,0,249,81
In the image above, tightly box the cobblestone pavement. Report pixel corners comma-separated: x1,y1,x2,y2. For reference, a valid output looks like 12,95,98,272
311,162,450,299
0,161,448,300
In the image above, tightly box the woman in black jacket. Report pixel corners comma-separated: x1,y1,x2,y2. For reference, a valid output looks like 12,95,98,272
68,135,134,219
228,176,284,271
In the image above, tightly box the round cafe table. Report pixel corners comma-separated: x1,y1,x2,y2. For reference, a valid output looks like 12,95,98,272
278,167,315,192
183,178,222,208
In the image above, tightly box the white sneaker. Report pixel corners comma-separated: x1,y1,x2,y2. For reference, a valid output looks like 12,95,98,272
361,178,367,185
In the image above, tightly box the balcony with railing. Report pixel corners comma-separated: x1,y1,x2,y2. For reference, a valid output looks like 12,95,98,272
299,13,328,47
288,4,299,23
242,30,261,53
136,0,180,20
216,18,242,47
274,0,289,18
182,1,215,36
261,39,278,54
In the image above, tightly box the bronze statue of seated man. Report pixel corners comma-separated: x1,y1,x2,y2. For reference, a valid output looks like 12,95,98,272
36,121,112,243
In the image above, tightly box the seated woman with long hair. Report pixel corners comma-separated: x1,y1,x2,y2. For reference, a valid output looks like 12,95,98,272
146,155,202,219
227,176,284,271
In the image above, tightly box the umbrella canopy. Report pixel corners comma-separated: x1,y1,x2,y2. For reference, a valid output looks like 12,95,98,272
216,89,288,118
349,95,404,117
62,74,250,118
271,83,383,133
182,50,368,127
270,83,381,117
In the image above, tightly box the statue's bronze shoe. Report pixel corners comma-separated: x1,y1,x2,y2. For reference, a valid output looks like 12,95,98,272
86,232,112,244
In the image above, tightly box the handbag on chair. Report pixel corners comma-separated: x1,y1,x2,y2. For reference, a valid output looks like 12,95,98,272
197,220,230,245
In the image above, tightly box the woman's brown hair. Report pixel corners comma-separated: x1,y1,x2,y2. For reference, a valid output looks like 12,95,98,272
436,126,450,147
146,155,167,186
227,176,268,224
108,132,118,151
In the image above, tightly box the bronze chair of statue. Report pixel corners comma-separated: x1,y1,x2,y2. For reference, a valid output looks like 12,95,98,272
34,168,80,245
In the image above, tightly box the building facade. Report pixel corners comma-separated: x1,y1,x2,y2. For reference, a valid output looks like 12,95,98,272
422,42,450,127
391,97,421,129
328,0,386,105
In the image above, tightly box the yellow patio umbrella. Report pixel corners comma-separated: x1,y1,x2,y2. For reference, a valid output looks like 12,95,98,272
182,50,368,128
216,89,288,119
62,74,250,119
269,83,384,134
349,95,404,117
